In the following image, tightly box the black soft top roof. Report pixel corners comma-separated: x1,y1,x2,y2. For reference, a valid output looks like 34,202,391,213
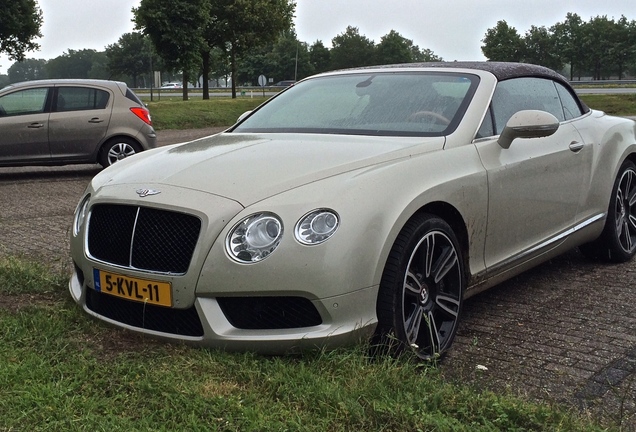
363,61,568,85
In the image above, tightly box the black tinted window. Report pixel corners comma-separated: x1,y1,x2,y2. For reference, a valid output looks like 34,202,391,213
555,82,583,120
55,87,109,112
476,107,494,138
125,88,144,105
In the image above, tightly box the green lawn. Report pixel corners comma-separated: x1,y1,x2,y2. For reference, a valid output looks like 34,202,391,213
579,93,636,116
0,257,612,431
145,97,269,130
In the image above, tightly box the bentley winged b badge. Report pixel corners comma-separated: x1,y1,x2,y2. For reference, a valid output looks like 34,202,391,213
136,188,161,197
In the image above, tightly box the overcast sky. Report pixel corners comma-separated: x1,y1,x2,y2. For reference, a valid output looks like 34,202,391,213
2,0,635,75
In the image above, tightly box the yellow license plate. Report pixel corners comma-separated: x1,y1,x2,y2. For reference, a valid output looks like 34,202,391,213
93,269,172,307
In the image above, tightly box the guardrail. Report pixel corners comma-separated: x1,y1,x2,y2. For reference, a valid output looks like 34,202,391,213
570,80,636,86
133,86,287,92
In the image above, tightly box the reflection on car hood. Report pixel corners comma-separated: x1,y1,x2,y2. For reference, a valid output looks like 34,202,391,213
96,133,445,206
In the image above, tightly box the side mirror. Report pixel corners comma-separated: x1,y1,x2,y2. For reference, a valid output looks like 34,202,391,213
237,110,252,123
498,110,560,149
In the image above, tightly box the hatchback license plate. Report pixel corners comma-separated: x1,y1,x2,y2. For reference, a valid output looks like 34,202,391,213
93,269,172,307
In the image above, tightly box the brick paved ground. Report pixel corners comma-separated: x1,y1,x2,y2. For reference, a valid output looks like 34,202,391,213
0,127,634,429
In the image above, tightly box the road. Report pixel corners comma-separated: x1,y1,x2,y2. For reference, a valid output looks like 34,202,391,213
575,87,636,94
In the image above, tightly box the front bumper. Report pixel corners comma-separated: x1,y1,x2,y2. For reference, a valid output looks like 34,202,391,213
69,270,378,353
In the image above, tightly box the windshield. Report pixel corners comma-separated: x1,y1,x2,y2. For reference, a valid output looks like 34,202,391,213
233,71,479,137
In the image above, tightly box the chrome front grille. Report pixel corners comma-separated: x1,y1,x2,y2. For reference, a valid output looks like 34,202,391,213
87,204,201,274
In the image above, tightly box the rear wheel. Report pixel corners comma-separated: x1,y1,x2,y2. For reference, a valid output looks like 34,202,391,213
376,214,464,360
99,137,141,168
579,160,636,262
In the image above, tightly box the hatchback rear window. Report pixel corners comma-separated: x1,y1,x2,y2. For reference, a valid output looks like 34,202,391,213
125,88,144,106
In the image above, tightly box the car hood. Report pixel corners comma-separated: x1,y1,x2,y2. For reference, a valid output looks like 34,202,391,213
94,132,445,206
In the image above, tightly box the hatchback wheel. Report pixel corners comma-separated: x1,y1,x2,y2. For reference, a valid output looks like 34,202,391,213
376,214,464,360
100,138,141,167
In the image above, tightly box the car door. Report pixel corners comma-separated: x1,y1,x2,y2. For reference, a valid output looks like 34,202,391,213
474,77,588,269
0,87,51,163
48,86,112,160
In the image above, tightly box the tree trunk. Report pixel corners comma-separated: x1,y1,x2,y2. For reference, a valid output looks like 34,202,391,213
231,43,237,99
182,70,189,101
202,50,210,100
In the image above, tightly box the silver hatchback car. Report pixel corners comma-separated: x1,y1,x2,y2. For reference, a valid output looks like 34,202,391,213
0,79,157,168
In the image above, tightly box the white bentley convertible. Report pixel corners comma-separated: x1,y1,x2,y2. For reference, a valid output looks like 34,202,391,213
69,62,636,359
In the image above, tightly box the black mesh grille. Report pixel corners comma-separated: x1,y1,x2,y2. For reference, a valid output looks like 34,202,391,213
88,204,201,274
218,297,323,329
88,205,137,267
86,288,204,337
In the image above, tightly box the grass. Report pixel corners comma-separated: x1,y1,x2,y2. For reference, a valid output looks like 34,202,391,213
142,94,636,131
579,94,636,116
0,257,613,431
145,97,269,130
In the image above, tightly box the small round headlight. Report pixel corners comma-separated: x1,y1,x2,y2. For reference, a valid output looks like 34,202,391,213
295,209,339,245
226,213,283,263
73,194,91,236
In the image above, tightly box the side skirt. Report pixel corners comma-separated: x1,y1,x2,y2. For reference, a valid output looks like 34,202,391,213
464,213,606,299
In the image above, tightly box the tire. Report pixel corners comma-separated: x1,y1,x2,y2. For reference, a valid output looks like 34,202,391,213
376,213,465,360
579,160,636,263
99,137,141,168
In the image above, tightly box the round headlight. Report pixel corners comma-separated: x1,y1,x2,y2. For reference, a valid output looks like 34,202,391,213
73,194,91,236
295,209,339,245
226,213,283,263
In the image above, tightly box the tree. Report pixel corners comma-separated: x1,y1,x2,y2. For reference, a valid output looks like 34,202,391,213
523,26,563,71
88,51,110,80
7,58,47,82
106,32,159,87
309,40,330,74
375,30,442,64
627,19,636,77
204,0,296,98
134,0,211,100
330,26,375,69
609,16,635,79
582,16,618,80
411,47,442,62
237,43,275,85
481,20,524,62
45,49,104,79
267,30,313,82
551,13,585,80
375,30,413,65
0,0,42,61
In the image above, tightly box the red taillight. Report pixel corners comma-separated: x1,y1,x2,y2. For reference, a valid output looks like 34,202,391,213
130,107,152,126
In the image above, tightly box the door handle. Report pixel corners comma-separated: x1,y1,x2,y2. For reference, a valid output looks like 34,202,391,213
88,117,104,123
569,141,584,152
28,122,44,128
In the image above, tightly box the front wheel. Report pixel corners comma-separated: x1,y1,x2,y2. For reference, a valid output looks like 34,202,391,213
580,160,636,263
376,214,465,360
99,137,141,168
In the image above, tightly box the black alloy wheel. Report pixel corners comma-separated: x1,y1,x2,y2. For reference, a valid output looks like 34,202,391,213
376,213,465,360
580,160,636,262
